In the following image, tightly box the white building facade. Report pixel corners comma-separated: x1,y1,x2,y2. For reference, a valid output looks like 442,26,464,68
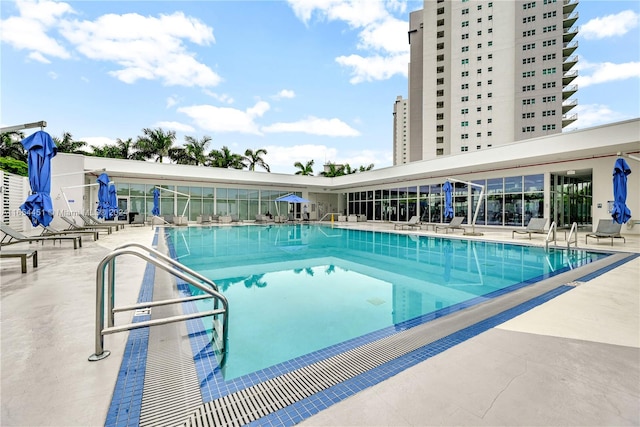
409,0,578,161
44,119,640,235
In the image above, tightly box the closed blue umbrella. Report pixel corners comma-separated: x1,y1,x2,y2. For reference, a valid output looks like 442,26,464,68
611,158,631,224
108,184,118,220
19,131,57,227
152,188,160,216
96,173,110,219
443,181,454,220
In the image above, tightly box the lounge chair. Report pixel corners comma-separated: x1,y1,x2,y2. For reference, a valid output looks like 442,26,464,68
40,225,99,241
78,214,115,233
0,249,38,273
435,216,465,234
84,214,125,230
586,219,626,246
61,216,112,235
394,215,422,230
130,214,145,226
1,223,81,249
512,218,548,239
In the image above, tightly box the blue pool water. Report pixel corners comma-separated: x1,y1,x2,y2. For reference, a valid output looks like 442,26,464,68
167,224,608,381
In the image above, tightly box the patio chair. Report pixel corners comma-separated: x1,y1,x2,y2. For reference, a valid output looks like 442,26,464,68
0,249,38,273
394,215,422,230
1,223,81,249
435,216,465,234
78,214,115,233
130,214,145,226
512,218,548,239
40,225,99,241
84,214,125,230
61,216,112,235
586,219,626,246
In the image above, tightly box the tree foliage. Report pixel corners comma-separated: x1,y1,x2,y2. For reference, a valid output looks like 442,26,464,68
294,160,314,176
0,156,28,176
244,148,270,172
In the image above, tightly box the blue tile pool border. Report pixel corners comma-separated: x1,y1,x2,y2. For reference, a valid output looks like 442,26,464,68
104,226,638,427
105,230,159,427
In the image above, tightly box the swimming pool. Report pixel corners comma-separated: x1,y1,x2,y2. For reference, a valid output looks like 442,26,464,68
166,224,608,382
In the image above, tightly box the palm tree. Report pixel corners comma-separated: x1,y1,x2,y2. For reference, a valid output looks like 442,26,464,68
173,135,212,166
319,162,344,177
209,146,245,169
0,131,27,162
244,148,270,172
134,128,177,162
54,132,88,154
294,160,314,176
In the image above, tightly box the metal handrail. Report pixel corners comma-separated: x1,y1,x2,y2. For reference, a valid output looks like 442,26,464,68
566,222,578,250
545,221,558,251
89,243,228,361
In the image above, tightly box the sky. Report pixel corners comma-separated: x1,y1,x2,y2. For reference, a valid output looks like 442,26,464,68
1,0,639,175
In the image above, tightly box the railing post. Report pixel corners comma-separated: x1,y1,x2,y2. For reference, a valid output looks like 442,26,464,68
108,258,116,328
89,262,111,361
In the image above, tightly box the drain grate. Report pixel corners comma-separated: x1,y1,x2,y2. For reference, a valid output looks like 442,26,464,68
184,323,449,427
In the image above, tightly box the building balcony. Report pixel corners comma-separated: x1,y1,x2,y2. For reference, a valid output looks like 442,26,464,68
563,55,578,71
563,12,578,29
563,41,578,57
562,84,578,100
563,26,578,43
563,0,578,15
562,99,578,114
563,70,578,85
562,113,578,128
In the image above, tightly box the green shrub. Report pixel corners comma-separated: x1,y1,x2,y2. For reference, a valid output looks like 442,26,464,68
0,157,28,176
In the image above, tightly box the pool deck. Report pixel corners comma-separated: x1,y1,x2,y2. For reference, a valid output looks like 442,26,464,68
1,221,638,426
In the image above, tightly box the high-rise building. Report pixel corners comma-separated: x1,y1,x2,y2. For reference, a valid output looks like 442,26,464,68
407,0,578,161
392,96,410,165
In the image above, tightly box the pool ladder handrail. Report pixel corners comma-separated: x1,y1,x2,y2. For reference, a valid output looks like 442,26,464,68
545,221,558,251
89,242,228,361
566,222,578,250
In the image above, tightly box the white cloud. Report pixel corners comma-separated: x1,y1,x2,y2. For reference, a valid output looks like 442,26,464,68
262,116,360,137
274,89,296,100
565,104,632,130
336,53,408,83
0,0,74,57
58,11,221,87
581,10,639,39
264,144,338,174
154,121,195,133
178,101,270,135
357,16,407,54
203,90,235,104
166,96,179,109
47,71,58,79
29,51,51,63
575,59,640,88
286,0,408,84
